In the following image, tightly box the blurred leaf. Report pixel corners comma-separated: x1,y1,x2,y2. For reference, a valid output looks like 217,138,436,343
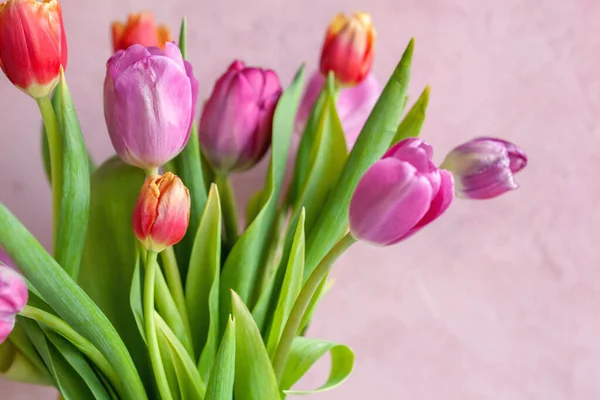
0,200,147,400
186,184,221,379
7,321,50,381
231,291,280,400
156,313,206,399
304,39,415,279
281,337,354,395
77,156,152,390
0,338,52,386
299,277,333,335
219,66,305,331
204,316,236,400
244,189,263,227
129,252,146,343
53,72,91,279
392,86,430,144
266,209,305,358
172,17,208,276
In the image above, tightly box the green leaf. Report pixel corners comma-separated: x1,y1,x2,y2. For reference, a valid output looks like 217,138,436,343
129,252,146,343
77,156,152,390
288,73,348,232
266,209,305,358
0,337,52,386
53,71,91,279
18,317,95,400
392,86,430,144
186,184,221,379
245,189,263,227
42,328,111,400
156,323,181,400
0,207,147,400
304,39,415,278
299,277,333,334
171,17,208,276
156,313,207,399
231,291,281,400
204,316,236,400
219,66,305,330
281,337,354,395
7,321,50,380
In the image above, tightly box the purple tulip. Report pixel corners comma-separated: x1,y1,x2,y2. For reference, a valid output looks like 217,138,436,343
199,60,282,173
0,265,28,344
441,137,527,199
104,42,198,170
349,139,455,246
296,71,380,148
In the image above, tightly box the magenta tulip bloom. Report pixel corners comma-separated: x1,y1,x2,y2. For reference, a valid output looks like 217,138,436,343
349,139,454,246
104,42,198,170
441,137,527,199
199,60,282,173
296,71,380,148
0,265,28,343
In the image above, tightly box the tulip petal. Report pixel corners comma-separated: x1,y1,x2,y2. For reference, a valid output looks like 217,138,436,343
107,44,151,80
386,139,440,195
349,158,433,246
0,266,28,319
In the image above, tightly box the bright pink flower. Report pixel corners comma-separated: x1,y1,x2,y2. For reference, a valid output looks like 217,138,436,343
296,71,380,148
199,60,282,174
132,172,190,252
349,139,454,246
104,43,198,170
441,137,527,199
0,265,28,344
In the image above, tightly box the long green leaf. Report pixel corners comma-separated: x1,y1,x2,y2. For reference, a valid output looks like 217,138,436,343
0,208,147,400
304,39,415,278
171,17,208,276
18,317,95,400
53,71,90,279
266,209,305,357
392,86,430,144
77,157,152,391
231,291,281,400
129,252,146,343
43,328,111,400
0,336,52,385
204,316,235,400
281,337,354,395
7,321,50,381
219,66,305,331
156,313,207,399
186,184,221,378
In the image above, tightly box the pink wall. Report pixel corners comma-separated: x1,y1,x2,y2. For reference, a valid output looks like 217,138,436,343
1,0,598,398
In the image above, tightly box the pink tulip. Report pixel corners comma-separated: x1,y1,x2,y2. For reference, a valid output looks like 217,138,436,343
441,137,527,199
199,60,282,174
296,71,380,148
104,43,198,171
0,265,28,343
349,139,454,246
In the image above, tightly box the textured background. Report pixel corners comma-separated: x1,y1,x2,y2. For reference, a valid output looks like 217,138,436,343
1,0,597,398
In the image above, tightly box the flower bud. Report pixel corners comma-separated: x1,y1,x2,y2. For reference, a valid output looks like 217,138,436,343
0,265,28,344
319,12,375,86
132,172,190,252
111,12,171,52
349,139,454,246
0,0,67,98
104,43,198,170
199,60,282,173
441,137,527,199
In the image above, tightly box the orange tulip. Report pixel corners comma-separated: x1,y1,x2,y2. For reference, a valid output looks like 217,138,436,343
319,12,375,86
0,0,67,98
112,12,171,52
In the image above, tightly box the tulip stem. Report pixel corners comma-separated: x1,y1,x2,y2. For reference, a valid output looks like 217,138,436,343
37,96,63,251
19,305,122,396
144,250,174,400
160,246,194,355
272,233,356,382
215,174,239,246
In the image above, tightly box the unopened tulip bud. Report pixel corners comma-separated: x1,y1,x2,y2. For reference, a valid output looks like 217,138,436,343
111,12,171,52
132,172,191,252
441,137,527,199
104,43,198,171
199,60,282,173
0,265,28,344
349,139,454,246
319,12,375,86
0,0,67,98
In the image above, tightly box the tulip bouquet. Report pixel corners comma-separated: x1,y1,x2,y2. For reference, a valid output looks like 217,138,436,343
0,2,528,399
